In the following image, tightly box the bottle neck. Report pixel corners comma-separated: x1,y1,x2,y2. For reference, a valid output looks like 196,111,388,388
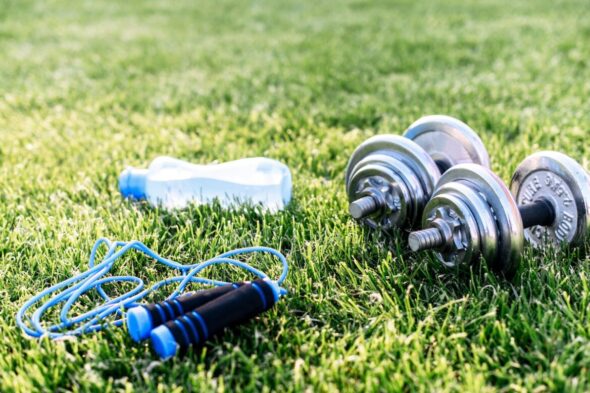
118,167,148,199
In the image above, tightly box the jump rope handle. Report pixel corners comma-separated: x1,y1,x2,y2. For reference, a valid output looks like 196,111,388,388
127,284,243,341
150,279,280,359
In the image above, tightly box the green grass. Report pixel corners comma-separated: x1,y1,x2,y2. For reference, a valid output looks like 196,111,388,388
1,0,590,391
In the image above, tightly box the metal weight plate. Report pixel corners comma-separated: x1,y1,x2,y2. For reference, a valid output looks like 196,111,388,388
346,155,412,229
345,135,440,195
421,193,481,268
435,164,523,275
403,115,490,172
429,181,499,266
510,151,590,248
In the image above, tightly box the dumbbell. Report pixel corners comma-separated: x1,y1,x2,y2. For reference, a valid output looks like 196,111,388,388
345,115,490,231
408,152,590,276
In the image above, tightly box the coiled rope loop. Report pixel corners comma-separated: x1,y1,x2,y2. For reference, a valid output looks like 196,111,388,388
16,238,289,339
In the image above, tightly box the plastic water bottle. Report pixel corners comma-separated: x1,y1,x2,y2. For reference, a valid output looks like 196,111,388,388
118,156,292,211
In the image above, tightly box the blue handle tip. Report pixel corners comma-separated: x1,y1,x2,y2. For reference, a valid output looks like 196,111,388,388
151,325,178,359
263,278,281,302
126,306,153,342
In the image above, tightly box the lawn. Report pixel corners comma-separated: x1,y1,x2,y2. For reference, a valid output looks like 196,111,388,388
1,0,590,391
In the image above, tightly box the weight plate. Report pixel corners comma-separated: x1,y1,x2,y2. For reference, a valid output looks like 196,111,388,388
345,135,440,196
431,182,499,266
435,164,523,275
421,193,480,268
510,151,590,248
347,155,411,229
403,115,490,172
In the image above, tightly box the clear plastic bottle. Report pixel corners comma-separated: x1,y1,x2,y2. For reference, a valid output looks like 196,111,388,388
118,157,292,212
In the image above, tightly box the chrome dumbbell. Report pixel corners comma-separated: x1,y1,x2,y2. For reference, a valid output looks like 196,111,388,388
345,115,490,231
408,152,590,276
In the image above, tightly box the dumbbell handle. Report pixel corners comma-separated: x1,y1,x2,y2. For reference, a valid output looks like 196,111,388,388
518,199,555,229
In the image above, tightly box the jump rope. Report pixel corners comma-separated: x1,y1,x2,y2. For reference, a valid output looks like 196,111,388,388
16,237,289,359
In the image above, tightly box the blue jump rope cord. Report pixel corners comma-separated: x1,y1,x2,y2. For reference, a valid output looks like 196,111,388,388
16,238,289,339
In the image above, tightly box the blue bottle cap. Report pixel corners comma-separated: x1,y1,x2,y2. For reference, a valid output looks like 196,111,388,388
151,325,179,359
126,306,153,342
119,167,148,199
